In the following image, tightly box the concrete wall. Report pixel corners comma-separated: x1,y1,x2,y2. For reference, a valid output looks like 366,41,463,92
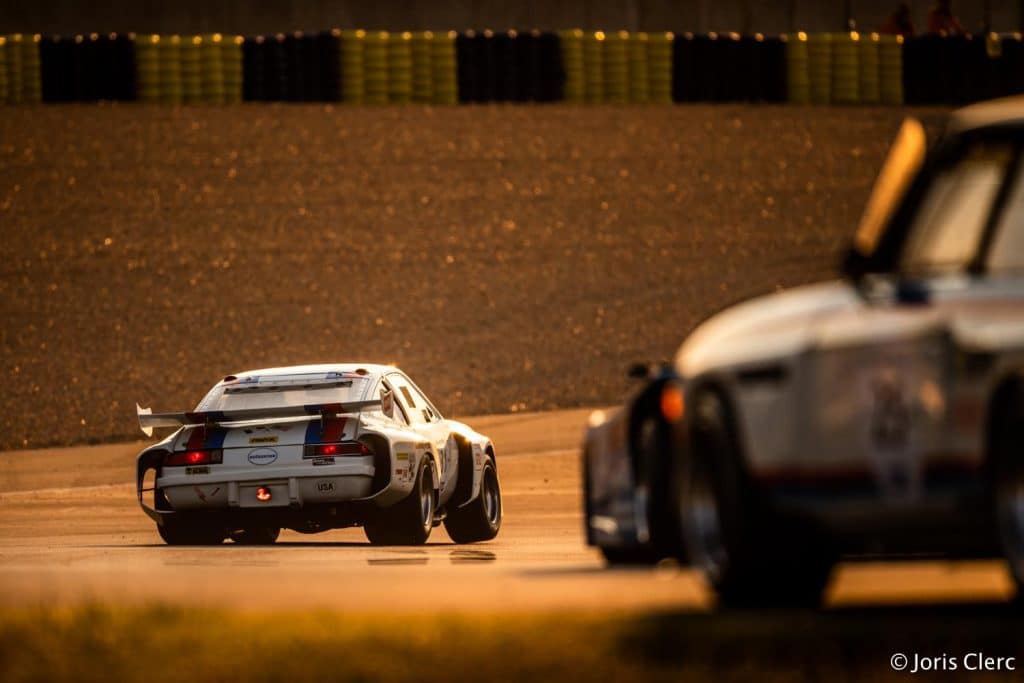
3,0,1020,36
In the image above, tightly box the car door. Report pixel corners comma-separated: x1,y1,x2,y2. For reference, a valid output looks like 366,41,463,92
808,140,1015,508
386,373,455,494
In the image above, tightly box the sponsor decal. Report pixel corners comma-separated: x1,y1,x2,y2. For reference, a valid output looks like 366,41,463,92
249,435,279,445
396,452,410,461
316,481,336,493
185,466,210,475
248,448,278,465
312,456,335,466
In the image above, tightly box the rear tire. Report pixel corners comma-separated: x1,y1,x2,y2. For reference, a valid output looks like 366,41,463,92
230,526,281,545
445,457,501,543
600,545,661,565
365,457,435,545
679,391,833,608
157,516,225,546
993,383,1024,599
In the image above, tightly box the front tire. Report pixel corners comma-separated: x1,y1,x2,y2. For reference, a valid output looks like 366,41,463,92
679,391,833,607
993,383,1024,598
445,457,501,543
365,457,436,545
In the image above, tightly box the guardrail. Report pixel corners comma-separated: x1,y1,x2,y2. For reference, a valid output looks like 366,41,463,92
3,29,1024,106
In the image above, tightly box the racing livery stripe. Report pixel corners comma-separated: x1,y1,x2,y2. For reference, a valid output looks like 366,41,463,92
185,427,205,450
184,426,228,450
202,426,228,449
304,417,348,444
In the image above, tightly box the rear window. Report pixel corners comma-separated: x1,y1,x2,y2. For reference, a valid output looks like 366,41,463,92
196,373,372,411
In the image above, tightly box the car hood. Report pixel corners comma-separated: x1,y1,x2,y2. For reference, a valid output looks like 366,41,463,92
674,280,862,378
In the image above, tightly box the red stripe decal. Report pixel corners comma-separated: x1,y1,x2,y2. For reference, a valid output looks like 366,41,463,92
185,426,206,450
320,417,348,443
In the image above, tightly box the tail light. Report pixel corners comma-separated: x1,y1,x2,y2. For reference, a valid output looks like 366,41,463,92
660,384,685,423
164,449,223,467
304,441,374,458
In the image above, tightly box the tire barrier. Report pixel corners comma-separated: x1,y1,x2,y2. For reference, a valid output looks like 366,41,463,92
559,29,584,103
647,32,673,104
785,33,810,103
604,31,628,104
0,37,8,103
673,32,784,103
21,34,42,103
40,33,133,102
432,30,458,104
388,31,413,104
629,32,649,103
411,31,432,103
223,35,244,104
8,27,1024,107
902,33,1024,106
454,29,557,104
181,36,202,103
364,31,389,104
340,29,365,104
200,34,225,104
859,33,880,105
583,31,604,103
879,35,903,105
807,33,832,104
159,35,183,104
831,32,859,104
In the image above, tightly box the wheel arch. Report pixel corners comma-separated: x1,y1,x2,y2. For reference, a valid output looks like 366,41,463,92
984,370,1024,478
450,434,490,507
685,375,750,475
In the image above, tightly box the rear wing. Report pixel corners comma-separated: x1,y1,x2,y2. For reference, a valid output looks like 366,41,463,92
135,400,382,437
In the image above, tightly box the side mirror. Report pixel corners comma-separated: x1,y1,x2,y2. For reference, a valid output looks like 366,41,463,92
840,245,871,283
628,362,651,380
628,361,672,380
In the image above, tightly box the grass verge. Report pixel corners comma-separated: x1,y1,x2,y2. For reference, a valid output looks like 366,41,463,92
3,602,1024,682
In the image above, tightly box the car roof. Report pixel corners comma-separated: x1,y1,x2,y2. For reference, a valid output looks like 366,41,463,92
948,95,1024,134
228,363,398,381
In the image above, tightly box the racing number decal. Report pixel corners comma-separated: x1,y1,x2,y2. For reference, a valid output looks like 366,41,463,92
870,375,911,450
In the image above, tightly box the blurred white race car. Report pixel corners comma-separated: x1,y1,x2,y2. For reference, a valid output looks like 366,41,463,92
583,96,1024,605
136,364,501,546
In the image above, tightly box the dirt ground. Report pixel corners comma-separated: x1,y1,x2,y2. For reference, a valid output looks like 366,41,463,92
0,104,948,450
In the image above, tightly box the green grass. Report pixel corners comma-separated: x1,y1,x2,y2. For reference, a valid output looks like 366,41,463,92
2,603,1024,682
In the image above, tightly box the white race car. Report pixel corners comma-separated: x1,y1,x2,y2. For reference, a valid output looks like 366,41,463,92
584,96,1024,605
136,364,501,545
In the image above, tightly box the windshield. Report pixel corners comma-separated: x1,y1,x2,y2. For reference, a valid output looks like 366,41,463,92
988,157,1024,274
853,118,927,256
901,143,1014,274
195,372,372,411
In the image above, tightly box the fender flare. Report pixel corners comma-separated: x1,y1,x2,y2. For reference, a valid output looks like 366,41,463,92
136,448,171,524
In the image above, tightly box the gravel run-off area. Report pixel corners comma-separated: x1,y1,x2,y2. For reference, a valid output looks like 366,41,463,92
0,104,947,450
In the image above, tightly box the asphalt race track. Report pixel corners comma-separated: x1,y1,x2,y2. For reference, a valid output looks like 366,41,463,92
0,408,1015,612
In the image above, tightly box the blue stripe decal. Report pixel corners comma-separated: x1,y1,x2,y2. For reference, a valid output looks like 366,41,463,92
204,426,228,450
304,419,322,444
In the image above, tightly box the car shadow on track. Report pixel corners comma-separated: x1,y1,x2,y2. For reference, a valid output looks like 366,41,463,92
614,600,1024,678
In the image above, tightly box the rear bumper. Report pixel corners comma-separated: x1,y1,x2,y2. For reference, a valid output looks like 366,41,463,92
157,460,375,510
162,475,374,510
137,448,386,522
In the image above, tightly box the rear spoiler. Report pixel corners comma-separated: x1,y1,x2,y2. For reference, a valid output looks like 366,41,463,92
135,400,382,437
